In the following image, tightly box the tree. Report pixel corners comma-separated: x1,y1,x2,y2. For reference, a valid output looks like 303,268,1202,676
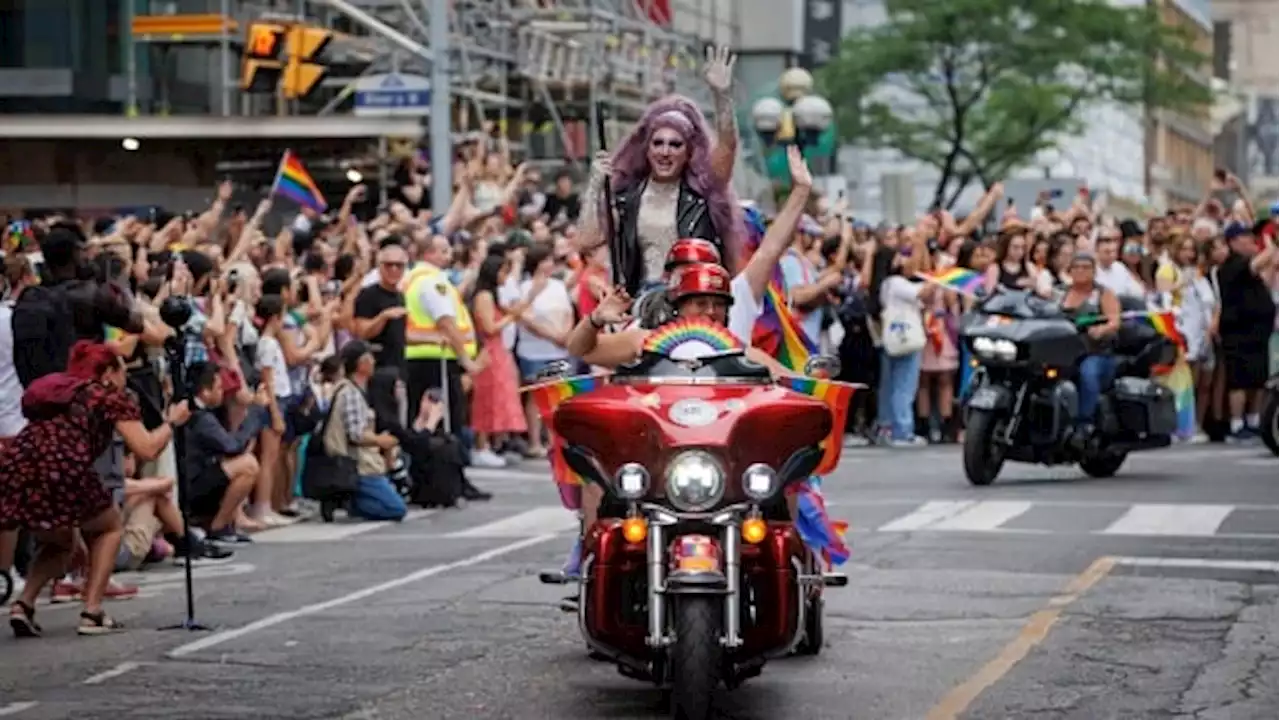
817,0,1212,209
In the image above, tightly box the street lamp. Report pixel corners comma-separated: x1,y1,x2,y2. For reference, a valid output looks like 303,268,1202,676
749,67,834,173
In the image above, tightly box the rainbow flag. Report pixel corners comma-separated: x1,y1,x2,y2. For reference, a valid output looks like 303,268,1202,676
740,205,817,371
272,150,327,213
917,267,984,296
1130,310,1186,350
523,375,602,487
1075,310,1187,351
793,482,850,568
778,376,859,475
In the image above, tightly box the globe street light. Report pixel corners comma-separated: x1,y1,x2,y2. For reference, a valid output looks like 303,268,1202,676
749,67,834,175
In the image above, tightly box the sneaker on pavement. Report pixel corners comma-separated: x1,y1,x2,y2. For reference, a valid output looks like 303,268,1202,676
104,579,139,600
1226,429,1257,445
207,526,254,545
174,539,235,566
889,435,928,448
843,433,871,448
470,449,507,468
50,578,82,604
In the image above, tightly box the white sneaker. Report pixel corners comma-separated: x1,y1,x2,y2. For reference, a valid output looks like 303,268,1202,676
889,435,928,448
470,449,507,468
843,433,871,448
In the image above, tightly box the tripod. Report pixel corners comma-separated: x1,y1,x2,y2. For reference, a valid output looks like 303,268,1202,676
156,327,213,633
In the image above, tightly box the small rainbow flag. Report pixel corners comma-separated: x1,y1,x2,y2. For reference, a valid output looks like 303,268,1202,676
778,376,859,475
272,150,327,213
1075,310,1187,350
794,483,850,568
740,205,817,371
917,267,984,296
1130,310,1186,350
523,375,603,487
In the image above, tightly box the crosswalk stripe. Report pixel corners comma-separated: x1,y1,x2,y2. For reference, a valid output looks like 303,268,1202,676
445,507,579,538
1099,504,1235,537
930,501,1035,531
254,509,438,544
877,500,974,532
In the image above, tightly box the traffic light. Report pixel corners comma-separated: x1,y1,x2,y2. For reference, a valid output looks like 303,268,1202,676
282,26,332,99
239,22,332,100
241,22,285,93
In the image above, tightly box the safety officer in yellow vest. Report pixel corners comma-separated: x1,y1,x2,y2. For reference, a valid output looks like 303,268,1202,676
402,234,485,436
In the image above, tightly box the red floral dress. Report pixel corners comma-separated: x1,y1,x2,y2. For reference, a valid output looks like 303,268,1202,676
469,310,527,435
0,381,140,530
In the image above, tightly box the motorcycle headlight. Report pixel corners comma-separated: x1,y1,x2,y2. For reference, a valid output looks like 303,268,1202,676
664,450,725,512
973,336,1018,362
741,463,778,501
614,463,650,500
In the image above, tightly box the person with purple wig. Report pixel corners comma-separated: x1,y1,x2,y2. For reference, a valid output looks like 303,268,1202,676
578,46,742,296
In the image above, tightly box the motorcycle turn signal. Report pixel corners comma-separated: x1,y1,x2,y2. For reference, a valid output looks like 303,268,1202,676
621,515,647,544
741,516,767,544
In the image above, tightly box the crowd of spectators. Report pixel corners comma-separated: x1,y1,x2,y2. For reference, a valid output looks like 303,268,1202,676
0,116,1274,635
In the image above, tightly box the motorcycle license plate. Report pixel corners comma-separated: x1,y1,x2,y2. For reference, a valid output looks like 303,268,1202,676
969,386,1003,409
671,535,720,573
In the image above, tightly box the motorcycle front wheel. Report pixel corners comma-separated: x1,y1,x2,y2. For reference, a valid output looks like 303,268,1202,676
1262,390,1278,457
962,410,1006,486
670,596,722,720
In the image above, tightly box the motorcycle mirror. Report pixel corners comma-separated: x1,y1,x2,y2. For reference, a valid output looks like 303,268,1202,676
532,359,575,383
803,355,841,379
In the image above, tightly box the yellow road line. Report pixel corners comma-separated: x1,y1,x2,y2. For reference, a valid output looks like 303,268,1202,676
925,555,1118,720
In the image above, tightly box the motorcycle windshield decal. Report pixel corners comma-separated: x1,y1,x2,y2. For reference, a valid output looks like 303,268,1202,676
779,377,859,475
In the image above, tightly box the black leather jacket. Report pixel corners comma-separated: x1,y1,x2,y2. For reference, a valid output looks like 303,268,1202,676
613,178,720,296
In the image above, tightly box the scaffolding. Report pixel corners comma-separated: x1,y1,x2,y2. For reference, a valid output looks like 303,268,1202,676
306,0,742,163
127,0,771,197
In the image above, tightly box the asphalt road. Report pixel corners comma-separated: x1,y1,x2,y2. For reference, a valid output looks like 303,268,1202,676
0,444,1275,720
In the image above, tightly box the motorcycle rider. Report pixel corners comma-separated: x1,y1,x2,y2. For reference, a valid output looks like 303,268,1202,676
1056,252,1122,438
566,144,813,359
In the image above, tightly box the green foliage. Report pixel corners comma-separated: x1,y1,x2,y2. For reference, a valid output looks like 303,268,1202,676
817,0,1212,207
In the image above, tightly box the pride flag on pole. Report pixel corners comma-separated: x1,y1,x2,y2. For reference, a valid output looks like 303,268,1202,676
271,150,327,213
916,267,984,296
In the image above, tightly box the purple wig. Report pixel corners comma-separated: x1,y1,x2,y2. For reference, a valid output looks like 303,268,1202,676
603,94,742,270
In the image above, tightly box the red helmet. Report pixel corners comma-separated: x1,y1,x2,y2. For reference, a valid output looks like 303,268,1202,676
664,238,722,272
666,262,733,304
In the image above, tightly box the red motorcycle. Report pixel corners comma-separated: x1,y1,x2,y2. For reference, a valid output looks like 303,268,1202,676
537,346,849,720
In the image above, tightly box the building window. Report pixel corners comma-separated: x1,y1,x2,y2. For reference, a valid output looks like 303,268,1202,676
0,0,26,68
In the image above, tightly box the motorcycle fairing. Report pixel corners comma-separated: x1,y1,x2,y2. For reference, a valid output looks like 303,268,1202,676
553,383,831,493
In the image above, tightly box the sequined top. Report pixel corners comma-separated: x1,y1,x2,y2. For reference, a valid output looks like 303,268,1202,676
636,180,680,283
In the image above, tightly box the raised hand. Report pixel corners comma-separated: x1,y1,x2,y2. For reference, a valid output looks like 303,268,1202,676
703,45,736,93
786,145,812,189
592,285,633,325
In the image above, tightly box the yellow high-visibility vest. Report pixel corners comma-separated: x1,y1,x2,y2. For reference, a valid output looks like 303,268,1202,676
403,263,477,360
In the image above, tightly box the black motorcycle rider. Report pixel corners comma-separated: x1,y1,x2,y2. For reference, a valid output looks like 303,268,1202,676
1055,253,1122,437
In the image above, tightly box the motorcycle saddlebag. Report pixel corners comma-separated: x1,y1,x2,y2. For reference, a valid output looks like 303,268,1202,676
1112,377,1177,437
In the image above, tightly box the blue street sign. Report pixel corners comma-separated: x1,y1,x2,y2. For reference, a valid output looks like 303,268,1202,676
353,73,431,117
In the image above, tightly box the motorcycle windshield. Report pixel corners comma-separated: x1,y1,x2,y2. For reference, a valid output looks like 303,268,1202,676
976,288,1064,320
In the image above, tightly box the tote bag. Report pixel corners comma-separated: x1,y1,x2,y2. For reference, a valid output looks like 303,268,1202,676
880,302,926,357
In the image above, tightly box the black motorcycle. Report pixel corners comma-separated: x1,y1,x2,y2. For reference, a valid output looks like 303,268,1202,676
961,290,1178,485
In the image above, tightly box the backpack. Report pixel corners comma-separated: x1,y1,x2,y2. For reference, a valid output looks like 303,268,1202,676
12,284,75,388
